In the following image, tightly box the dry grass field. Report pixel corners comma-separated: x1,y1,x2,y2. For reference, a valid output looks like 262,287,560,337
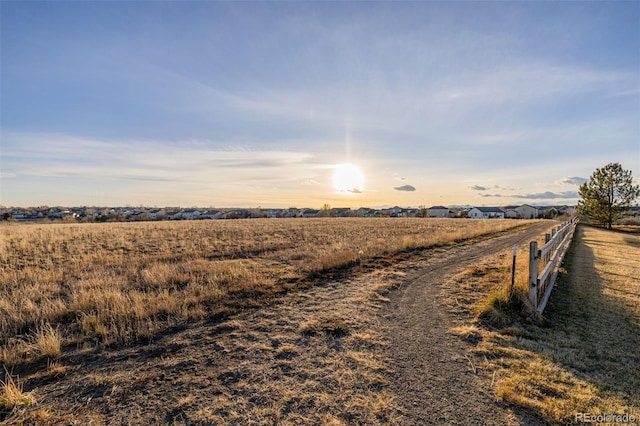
0,217,534,422
450,224,640,424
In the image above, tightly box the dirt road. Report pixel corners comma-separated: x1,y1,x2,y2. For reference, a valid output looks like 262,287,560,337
381,222,551,425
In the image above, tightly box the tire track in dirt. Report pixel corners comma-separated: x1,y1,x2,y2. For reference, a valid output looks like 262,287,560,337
381,223,551,425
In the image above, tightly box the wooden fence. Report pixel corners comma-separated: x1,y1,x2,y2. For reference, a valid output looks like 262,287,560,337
529,217,578,313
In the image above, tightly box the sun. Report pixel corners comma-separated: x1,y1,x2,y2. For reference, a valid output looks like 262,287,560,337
332,163,365,193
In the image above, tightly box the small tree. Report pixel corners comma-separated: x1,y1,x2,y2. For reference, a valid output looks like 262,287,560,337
418,205,428,218
578,163,640,229
320,203,331,217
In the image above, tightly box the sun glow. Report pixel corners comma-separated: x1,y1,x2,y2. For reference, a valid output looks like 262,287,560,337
332,163,365,193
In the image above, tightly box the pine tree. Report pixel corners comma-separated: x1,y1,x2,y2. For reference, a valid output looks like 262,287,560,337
578,163,640,229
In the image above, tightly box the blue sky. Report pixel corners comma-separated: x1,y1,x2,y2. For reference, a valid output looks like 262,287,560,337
1,1,639,208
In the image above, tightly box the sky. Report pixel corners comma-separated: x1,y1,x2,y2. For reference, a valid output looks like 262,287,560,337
1,1,639,208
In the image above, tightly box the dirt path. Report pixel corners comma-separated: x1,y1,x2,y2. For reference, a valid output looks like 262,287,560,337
380,222,551,425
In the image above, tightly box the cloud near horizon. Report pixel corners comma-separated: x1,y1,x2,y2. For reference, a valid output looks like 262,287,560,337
469,185,488,191
394,185,416,192
557,176,588,186
479,190,580,200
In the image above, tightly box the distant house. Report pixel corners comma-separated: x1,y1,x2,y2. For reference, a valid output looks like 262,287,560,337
397,208,419,218
181,209,202,220
330,208,352,217
11,209,26,220
468,207,505,219
122,209,142,219
389,206,403,217
148,210,162,220
357,207,373,217
557,205,577,216
301,209,320,218
168,211,184,220
207,210,226,220
226,209,250,219
504,209,519,219
515,204,539,219
427,206,455,218
288,208,300,218
263,209,290,218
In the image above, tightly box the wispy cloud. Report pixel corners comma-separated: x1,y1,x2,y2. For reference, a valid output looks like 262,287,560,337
472,184,519,192
514,191,580,200
2,133,322,185
478,190,580,200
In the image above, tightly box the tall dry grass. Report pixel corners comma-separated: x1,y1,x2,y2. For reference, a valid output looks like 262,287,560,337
0,370,35,410
0,218,532,360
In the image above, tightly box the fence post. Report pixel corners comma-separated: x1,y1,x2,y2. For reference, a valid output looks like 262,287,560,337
509,245,517,301
545,234,551,244
529,241,538,308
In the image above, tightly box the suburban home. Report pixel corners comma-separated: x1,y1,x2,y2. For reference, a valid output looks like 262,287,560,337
288,208,300,217
515,204,539,219
180,209,202,220
427,206,455,218
397,208,419,217
11,209,26,220
122,209,142,219
300,209,320,218
207,210,226,220
504,209,519,219
389,206,403,217
148,209,162,220
468,207,505,219
357,207,375,217
261,209,291,218
330,208,352,217
226,209,250,219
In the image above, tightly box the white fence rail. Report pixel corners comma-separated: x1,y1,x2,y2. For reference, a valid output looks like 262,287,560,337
529,217,578,313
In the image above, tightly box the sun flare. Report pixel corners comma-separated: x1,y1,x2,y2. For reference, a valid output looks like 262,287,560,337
332,163,365,193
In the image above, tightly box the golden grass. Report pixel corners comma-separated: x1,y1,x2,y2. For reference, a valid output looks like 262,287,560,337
0,371,35,410
0,218,538,423
0,218,531,355
460,224,640,424
32,323,62,359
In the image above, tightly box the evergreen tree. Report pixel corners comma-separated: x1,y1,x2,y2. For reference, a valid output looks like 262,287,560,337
578,163,639,229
